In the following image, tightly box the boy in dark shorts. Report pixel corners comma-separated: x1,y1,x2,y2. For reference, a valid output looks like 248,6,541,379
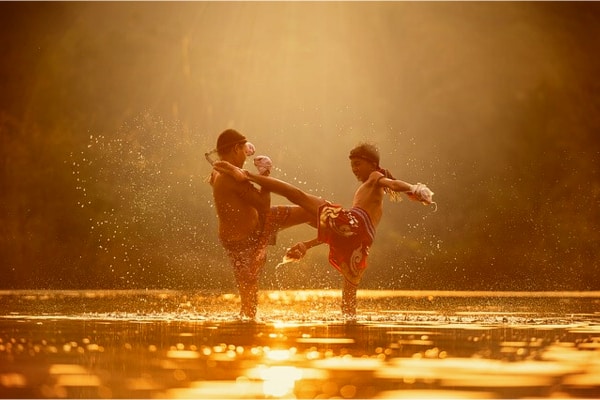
208,129,312,320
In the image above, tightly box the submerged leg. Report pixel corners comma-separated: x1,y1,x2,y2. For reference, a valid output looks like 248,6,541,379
233,263,260,320
225,242,266,321
341,279,358,321
237,278,258,320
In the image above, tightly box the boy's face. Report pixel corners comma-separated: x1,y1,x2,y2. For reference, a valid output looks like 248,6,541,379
350,158,376,182
232,143,248,166
220,143,247,167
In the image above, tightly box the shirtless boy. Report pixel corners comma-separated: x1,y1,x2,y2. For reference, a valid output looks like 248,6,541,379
209,129,312,320
213,142,435,319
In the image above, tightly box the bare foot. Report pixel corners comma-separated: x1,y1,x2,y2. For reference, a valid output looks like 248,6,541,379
213,161,248,182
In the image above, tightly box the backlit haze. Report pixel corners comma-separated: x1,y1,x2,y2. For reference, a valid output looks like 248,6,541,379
1,2,599,291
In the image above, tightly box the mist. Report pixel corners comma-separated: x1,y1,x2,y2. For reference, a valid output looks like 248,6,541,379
1,2,599,291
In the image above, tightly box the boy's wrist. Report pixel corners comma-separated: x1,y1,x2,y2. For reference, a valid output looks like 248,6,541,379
240,169,251,180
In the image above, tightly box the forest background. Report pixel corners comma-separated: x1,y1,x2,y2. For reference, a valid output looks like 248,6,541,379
1,2,599,291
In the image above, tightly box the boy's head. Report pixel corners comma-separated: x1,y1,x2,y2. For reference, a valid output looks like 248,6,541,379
349,143,380,167
216,129,247,156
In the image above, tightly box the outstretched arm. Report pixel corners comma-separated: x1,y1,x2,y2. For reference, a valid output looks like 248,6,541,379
378,176,435,205
377,176,413,194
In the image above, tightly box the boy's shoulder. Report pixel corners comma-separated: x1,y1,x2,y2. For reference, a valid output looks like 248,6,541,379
213,171,251,190
368,170,385,183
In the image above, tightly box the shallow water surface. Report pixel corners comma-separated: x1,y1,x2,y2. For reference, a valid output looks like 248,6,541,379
0,290,599,398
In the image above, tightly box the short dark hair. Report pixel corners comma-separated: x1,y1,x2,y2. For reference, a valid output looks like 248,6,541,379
216,129,247,155
349,143,380,166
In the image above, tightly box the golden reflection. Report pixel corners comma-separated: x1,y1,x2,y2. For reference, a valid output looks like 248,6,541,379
272,320,306,329
247,365,303,398
55,374,101,387
0,373,27,388
166,349,199,359
340,384,357,398
168,380,264,399
48,364,88,375
250,346,264,357
266,348,296,361
297,337,355,344
311,356,384,371
2,290,600,398
376,389,496,399
86,343,101,352
306,349,321,360
213,343,227,352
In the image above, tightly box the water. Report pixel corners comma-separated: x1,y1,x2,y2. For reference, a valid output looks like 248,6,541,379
1,290,599,398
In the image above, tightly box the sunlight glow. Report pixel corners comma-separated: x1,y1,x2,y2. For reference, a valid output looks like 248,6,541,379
166,350,199,359
257,366,303,397
266,348,296,361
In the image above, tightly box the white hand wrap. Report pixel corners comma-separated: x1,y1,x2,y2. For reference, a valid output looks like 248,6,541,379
243,142,256,156
253,155,273,176
410,183,434,205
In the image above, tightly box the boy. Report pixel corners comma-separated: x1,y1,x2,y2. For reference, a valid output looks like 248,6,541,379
208,129,312,320
213,142,435,319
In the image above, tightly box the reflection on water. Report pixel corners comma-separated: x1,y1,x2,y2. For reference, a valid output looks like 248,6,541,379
0,290,599,399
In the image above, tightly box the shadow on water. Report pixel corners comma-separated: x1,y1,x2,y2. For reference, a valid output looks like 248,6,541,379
0,290,599,398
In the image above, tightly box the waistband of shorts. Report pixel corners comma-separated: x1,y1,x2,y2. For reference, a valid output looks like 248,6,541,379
350,207,376,240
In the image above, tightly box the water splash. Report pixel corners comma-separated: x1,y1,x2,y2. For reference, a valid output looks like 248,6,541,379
70,112,220,288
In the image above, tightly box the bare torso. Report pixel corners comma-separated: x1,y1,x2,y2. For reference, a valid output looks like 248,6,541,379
351,171,385,227
211,171,266,242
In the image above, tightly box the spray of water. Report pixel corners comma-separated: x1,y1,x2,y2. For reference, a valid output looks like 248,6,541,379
71,112,223,289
